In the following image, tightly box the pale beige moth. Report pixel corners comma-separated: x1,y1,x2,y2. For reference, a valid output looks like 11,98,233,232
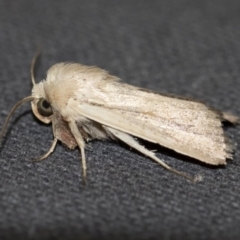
0,52,238,182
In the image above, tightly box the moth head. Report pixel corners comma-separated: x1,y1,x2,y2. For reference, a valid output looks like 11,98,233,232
30,54,69,125
31,82,53,123
30,50,53,124
31,96,53,124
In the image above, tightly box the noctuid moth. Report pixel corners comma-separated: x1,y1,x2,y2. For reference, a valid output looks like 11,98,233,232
0,50,238,182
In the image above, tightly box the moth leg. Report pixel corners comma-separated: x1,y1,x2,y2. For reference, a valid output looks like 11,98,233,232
33,137,58,162
68,120,87,182
106,127,199,182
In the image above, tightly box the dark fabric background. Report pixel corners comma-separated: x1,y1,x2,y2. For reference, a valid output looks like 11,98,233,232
0,1,240,239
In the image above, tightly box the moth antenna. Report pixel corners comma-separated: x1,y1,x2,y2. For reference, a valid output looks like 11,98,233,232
30,46,42,86
0,96,35,141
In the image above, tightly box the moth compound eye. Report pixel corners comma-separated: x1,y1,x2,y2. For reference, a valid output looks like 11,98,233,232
37,98,53,117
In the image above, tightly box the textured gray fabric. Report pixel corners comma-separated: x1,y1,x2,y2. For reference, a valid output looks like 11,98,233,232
1,1,240,239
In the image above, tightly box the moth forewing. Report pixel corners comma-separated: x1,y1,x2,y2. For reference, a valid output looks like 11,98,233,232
83,104,229,163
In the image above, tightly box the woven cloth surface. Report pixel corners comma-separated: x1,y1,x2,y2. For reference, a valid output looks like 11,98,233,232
0,1,240,239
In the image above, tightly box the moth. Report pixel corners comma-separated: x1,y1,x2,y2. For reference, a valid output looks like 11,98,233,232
0,51,238,182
